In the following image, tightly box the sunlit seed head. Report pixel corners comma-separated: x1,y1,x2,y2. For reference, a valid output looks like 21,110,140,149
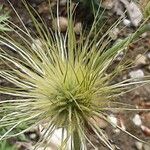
0,1,150,149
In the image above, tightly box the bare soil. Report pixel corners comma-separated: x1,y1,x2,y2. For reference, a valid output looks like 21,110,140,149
0,0,150,150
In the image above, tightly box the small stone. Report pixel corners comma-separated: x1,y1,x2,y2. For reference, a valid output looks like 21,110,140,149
115,51,124,61
39,125,69,147
141,33,147,38
127,2,143,27
90,116,108,129
141,125,150,136
147,52,150,59
15,142,33,150
132,114,142,126
114,128,121,133
38,2,49,14
102,0,114,9
52,17,68,32
113,0,125,16
122,75,127,80
129,69,144,79
29,133,37,140
109,28,120,40
74,22,82,35
108,114,118,127
120,1,143,27
135,54,147,66
135,141,143,150
141,112,150,128
50,128,68,147
143,144,150,150
123,19,131,27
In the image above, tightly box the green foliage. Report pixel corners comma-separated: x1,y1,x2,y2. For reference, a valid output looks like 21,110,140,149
77,0,100,12
144,1,150,18
0,129,16,150
0,140,16,150
0,1,150,149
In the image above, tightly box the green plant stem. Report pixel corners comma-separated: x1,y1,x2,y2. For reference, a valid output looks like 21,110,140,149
132,23,150,39
73,131,81,150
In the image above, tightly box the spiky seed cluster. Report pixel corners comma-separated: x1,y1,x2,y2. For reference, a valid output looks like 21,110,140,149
0,1,150,149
